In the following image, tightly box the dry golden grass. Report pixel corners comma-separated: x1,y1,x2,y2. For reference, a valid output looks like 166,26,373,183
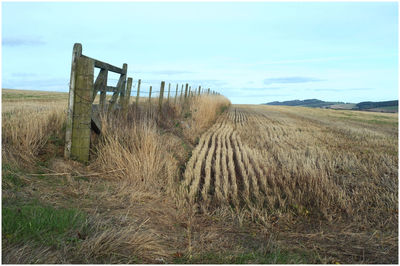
75,215,169,263
2,90,67,167
2,89,234,264
94,116,177,192
183,95,231,143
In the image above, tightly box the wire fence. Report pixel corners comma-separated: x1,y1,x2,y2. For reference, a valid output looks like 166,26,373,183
106,78,214,98
67,82,212,98
65,42,221,163
69,78,215,98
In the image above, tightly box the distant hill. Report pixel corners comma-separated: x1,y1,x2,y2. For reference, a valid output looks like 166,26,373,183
263,99,398,113
265,99,344,108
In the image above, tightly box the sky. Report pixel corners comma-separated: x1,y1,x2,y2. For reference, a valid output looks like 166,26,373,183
1,1,398,104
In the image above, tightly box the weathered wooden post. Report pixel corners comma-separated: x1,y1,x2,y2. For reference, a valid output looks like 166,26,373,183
65,43,82,160
180,84,184,100
184,83,188,98
159,81,165,113
167,83,171,102
148,85,152,104
207,88,210,95
189,86,191,97
174,84,178,104
123,77,132,114
117,64,128,107
66,53,94,163
198,86,201,96
136,79,141,106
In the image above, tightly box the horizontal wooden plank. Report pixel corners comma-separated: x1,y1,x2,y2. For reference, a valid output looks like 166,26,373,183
81,55,125,74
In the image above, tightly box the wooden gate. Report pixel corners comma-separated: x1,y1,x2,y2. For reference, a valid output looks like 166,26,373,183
64,43,132,163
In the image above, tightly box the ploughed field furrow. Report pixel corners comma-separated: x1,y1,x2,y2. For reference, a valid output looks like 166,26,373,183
220,125,231,202
232,131,262,203
213,123,225,202
183,107,269,209
201,127,218,203
225,126,240,207
185,121,224,202
228,108,248,127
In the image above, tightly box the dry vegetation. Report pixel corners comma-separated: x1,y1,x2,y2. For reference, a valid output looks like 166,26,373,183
183,105,398,263
2,89,398,263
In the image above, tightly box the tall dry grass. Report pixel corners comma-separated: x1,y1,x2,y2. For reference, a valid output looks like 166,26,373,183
2,101,67,166
3,89,232,263
183,95,230,142
92,112,179,198
92,94,229,198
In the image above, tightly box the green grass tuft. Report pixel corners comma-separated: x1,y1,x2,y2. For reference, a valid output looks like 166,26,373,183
2,164,26,189
2,202,87,247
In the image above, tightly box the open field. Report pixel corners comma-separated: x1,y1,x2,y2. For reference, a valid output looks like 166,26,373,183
2,89,398,263
184,104,398,263
369,106,398,113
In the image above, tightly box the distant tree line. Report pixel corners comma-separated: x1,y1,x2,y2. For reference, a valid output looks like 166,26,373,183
355,100,398,110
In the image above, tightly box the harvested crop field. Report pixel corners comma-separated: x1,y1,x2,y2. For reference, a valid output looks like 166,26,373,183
183,104,398,263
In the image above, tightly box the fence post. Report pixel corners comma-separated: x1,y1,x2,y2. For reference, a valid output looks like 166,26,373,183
167,83,171,102
180,84,184,100
136,79,141,106
198,86,201,96
69,56,94,163
123,77,132,114
148,85,152,104
118,64,128,107
65,43,82,159
174,83,178,104
184,83,188,98
99,70,107,111
159,81,165,113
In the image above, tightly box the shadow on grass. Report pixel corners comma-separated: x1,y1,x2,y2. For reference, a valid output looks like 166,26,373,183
173,249,313,264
